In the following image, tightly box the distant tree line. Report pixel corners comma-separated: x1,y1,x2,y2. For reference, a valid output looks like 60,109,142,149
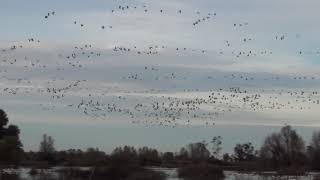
1,109,320,172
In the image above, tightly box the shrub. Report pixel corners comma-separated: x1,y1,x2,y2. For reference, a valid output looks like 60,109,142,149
29,168,38,176
178,163,225,180
57,165,166,180
126,170,166,180
0,172,20,180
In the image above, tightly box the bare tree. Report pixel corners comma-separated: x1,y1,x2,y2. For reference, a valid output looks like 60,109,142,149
260,125,306,168
234,142,256,161
111,146,138,164
211,136,223,159
39,134,55,154
177,147,189,161
307,131,320,170
186,141,210,162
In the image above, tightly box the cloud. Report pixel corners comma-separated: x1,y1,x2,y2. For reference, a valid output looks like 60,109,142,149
0,0,320,129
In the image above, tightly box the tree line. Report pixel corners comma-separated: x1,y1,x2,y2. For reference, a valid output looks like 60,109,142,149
1,109,320,172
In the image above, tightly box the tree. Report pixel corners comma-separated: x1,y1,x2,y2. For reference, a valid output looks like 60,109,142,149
84,147,106,165
162,152,174,163
138,147,161,165
0,109,23,163
222,153,232,162
176,147,189,161
233,142,256,161
0,109,8,130
260,125,306,168
39,134,56,163
39,134,55,154
186,141,210,162
6,125,20,137
0,136,23,162
211,136,223,158
0,109,9,139
111,146,138,164
307,131,320,170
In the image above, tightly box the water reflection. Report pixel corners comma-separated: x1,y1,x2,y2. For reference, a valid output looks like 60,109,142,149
0,167,318,180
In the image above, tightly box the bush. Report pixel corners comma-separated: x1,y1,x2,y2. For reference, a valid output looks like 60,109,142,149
126,170,166,180
28,168,38,176
276,167,306,176
57,165,166,180
57,167,91,179
0,172,20,180
178,163,225,180
313,175,320,180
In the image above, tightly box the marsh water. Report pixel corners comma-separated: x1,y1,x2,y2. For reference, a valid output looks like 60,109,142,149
151,168,319,180
0,167,319,180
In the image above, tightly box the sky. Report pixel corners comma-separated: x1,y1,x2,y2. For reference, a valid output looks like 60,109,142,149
0,0,320,153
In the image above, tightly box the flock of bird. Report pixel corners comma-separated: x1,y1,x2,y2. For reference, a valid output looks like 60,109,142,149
1,1,320,127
